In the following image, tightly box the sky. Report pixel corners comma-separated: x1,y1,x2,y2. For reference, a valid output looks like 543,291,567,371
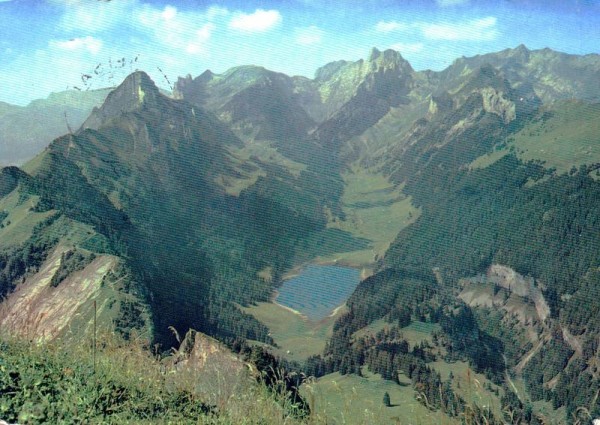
0,0,599,105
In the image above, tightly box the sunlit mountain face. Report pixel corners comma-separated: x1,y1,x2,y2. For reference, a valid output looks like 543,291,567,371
1,1,599,423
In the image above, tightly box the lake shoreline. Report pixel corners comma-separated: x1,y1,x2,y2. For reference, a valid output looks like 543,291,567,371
274,263,363,321
281,256,373,282
270,288,309,320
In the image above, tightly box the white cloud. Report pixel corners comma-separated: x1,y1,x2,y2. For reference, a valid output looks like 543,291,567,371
206,6,229,20
50,36,103,55
229,9,282,32
375,21,407,33
59,0,135,33
136,5,218,55
161,5,176,21
390,42,424,54
186,23,216,54
421,16,498,41
295,26,324,45
436,0,470,6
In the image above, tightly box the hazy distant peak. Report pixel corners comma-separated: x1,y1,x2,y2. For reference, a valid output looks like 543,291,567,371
515,43,529,51
221,65,271,82
498,43,531,62
368,47,402,62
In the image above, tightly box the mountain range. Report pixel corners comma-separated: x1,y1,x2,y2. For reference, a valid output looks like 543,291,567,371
0,89,111,166
1,45,599,423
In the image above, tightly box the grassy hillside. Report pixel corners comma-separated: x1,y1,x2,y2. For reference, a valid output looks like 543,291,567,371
471,100,600,174
304,368,456,425
0,335,306,424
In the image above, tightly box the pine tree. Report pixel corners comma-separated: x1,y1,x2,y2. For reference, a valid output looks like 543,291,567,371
383,391,391,407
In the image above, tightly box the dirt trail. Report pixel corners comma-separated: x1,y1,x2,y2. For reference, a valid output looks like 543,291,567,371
503,354,523,402
561,326,583,355
515,340,544,374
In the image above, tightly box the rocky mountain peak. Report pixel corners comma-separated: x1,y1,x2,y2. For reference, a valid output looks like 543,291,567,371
498,44,531,64
112,70,160,104
368,47,382,61
197,69,214,82
79,71,161,131
514,43,530,56
368,47,413,73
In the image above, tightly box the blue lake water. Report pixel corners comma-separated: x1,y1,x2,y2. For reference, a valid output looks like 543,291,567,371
275,265,361,321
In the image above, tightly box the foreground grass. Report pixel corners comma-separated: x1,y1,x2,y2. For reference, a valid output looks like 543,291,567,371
0,334,307,424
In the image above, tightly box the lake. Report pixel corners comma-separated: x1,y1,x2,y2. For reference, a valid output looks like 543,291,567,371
275,265,361,321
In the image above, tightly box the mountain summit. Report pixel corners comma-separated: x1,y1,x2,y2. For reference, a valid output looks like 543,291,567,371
80,71,161,131
367,47,413,73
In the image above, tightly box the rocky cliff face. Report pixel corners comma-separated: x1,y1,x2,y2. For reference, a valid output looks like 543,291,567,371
80,72,161,132
0,246,122,342
168,329,250,408
480,87,516,124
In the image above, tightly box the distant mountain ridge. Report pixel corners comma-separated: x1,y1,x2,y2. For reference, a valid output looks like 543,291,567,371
0,89,110,166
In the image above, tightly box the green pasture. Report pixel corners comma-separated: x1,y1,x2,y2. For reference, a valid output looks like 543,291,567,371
471,100,600,175
304,368,458,425
242,301,344,362
322,166,420,266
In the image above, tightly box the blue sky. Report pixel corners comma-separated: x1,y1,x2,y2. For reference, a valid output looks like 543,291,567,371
0,0,599,105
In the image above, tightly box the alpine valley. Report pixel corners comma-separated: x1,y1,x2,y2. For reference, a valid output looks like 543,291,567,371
1,45,600,424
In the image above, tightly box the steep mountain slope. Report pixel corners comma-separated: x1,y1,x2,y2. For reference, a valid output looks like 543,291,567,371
0,166,151,343
0,89,110,166
471,99,600,174
372,63,539,184
175,48,416,167
174,66,316,147
347,45,596,167
312,48,415,156
1,71,344,348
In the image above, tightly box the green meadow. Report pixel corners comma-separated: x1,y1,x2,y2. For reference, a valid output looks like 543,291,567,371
471,100,600,175
319,166,420,267
242,301,344,362
304,368,458,425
